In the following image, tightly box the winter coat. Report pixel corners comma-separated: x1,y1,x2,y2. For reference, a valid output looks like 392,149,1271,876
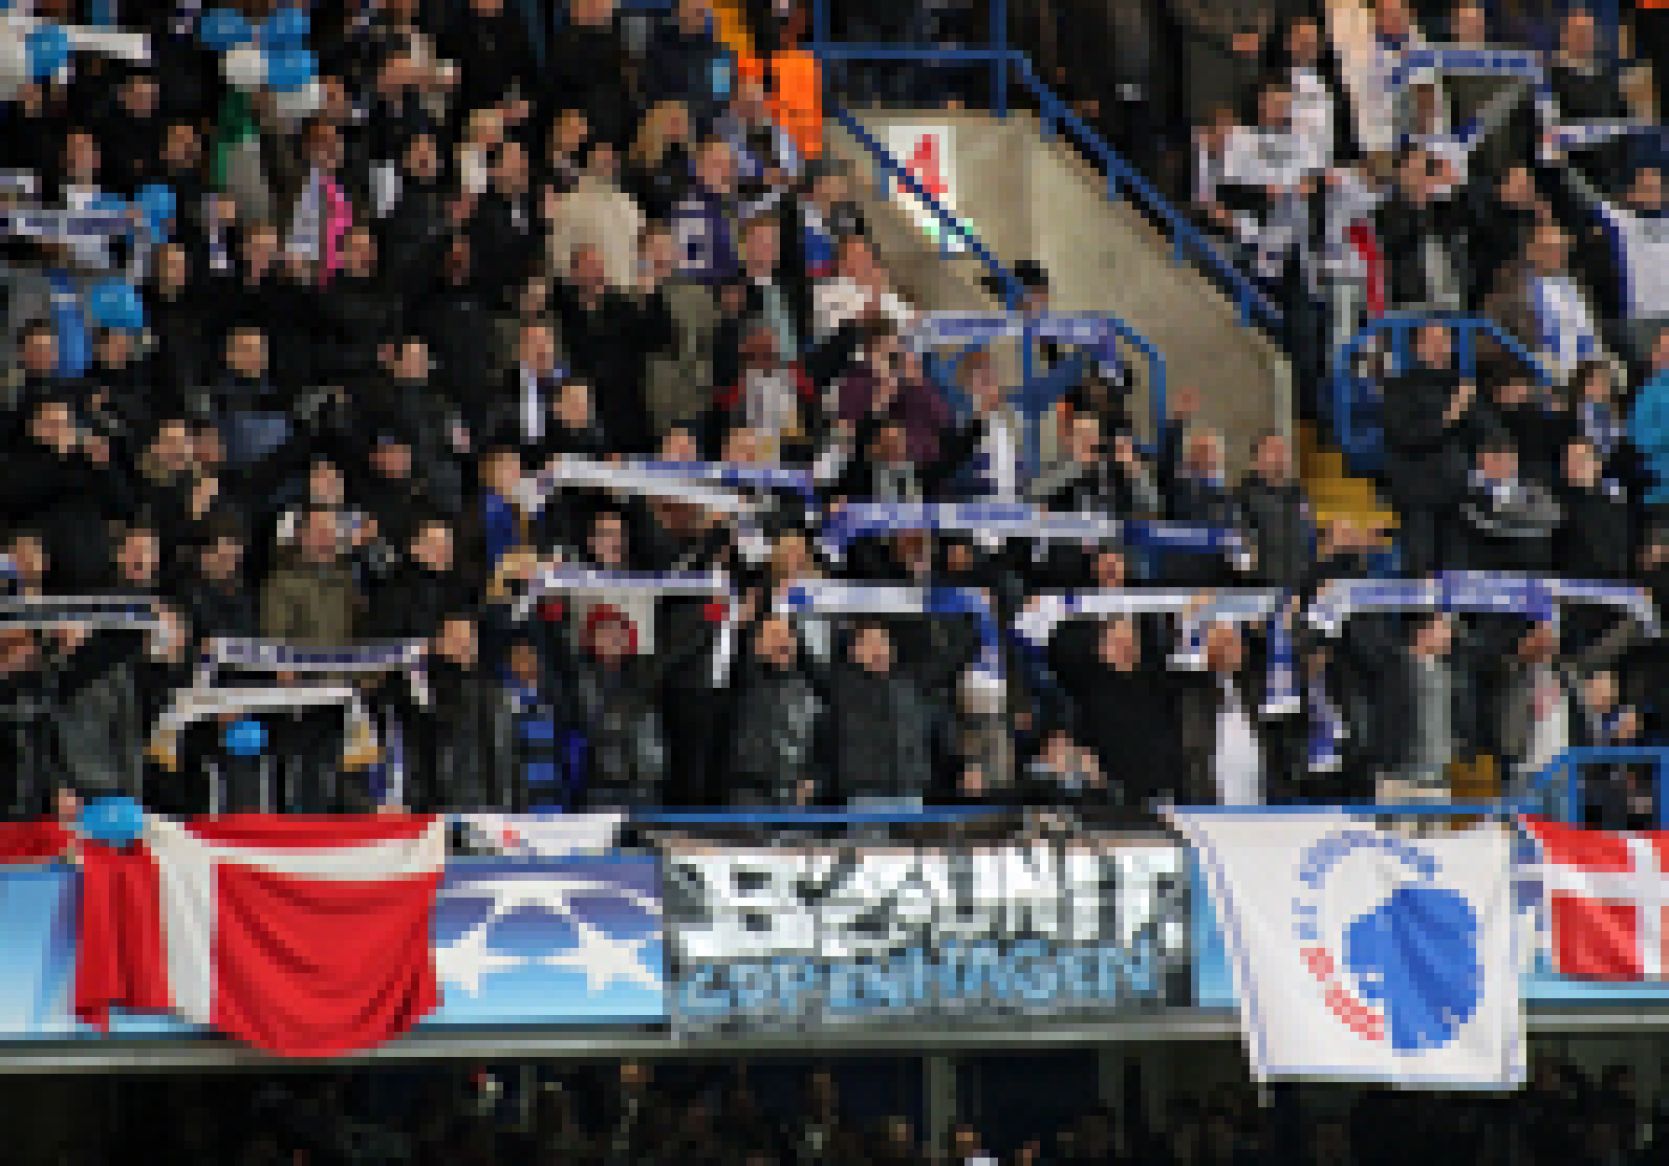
1456,476,1563,572
828,664,932,801
729,661,825,803
1380,365,1471,509
1235,475,1313,590
573,658,666,808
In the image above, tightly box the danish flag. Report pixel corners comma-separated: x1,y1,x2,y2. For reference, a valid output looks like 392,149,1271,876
1521,817,1669,980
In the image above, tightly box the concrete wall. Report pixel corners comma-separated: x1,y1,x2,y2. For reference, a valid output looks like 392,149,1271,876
842,111,1291,471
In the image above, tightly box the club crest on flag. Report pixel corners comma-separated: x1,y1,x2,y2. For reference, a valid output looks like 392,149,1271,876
1172,810,1522,1087
1291,829,1481,1052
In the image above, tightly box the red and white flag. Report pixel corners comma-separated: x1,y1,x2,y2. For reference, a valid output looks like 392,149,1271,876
76,814,447,1056
1522,816,1669,980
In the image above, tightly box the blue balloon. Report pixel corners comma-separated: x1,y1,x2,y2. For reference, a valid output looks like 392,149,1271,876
88,191,128,216
262,5,309,49
26,24,70,81
79,796,145,847
198,7,252,51
264,46,314,92
1344,884,1482,1053
223,718,268,758
85,279,145,333
135,183,176,240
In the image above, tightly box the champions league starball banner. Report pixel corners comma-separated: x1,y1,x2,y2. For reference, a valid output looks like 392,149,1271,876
661,837,1190,1034
1172,810,1524,1088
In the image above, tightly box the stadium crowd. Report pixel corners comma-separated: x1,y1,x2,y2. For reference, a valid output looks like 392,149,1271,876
0,0,1666,824
49,1054,1665,1164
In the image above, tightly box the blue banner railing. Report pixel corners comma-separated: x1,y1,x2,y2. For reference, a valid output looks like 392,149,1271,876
1331,313,1553,473
806,38,1281,331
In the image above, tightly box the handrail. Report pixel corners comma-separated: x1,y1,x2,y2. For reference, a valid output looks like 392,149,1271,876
829,103,1025,310
1005,56,1282,331
807,41,1282,331
1331,313,1553,470
1527,746,1669,829
905,310,1169,469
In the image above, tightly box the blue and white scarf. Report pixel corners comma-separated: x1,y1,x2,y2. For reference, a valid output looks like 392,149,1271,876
1013,588,1297,716
819,500,1247,567
521,457,761,517
514,566,737,684
777,579,1004,691
198,637,431,705
1306,572,1657,637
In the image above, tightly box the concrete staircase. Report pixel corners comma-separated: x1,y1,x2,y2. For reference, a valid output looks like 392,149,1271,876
841,109,1293,470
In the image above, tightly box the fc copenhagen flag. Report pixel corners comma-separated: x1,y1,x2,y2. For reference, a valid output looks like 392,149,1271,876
1170,810,1525,1087
1521,816,1669,980
75,814,447,1056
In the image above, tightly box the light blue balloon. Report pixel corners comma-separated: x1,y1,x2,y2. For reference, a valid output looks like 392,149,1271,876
197,7,253,51
26,24,70,81
264,46,315,92
262,5,309,49
85,278,144,333
78,796,145,846
135,183,176,240
88,191,128,216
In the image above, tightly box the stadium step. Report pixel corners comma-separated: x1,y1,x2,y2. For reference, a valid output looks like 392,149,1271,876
1298,421,1398,543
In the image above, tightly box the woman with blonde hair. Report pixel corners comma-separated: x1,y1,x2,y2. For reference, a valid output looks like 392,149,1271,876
625,101,695,219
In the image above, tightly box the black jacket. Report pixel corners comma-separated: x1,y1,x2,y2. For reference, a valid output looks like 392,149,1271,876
553,286,675,455
469,190,541,305
176,572,260,640
1176,665,1275,805
1235,474,1312,590
1556,481,1632,580
542,19,636,147
1456,476,1562,572
0,442,132,589
827,663,933,801
1050,639,1184,808
729,660,825,802
1380,364,1470,509
1376,192,1469,309
406,660,513,811
368,563,474,638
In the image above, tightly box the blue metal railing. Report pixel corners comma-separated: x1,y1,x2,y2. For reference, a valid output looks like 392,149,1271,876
631,807,1008,827
1005,55,1280,331
1175,801,1518,819
1331,313,1553,473
807,39,1282,332
1180,747,1669,825
1528,746,1669,829
906,310,1169,473
830,104,1025,310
